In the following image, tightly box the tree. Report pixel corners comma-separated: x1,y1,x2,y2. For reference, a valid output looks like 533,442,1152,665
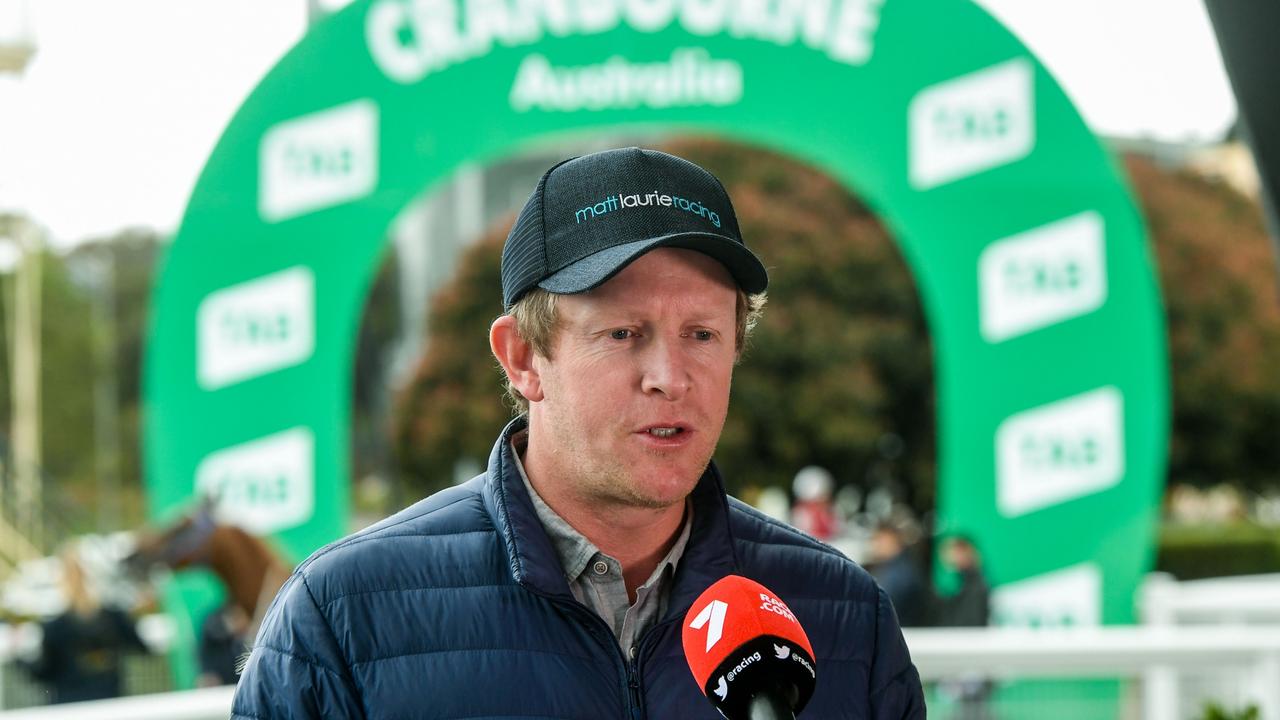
68,229,165,502
0,216,102,537
351,247,404,493
1125,155,1280,489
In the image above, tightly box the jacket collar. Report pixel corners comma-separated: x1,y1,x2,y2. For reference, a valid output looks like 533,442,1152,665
481,416,740,620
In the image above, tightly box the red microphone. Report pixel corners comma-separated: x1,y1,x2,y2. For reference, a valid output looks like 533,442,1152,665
681,575,817,719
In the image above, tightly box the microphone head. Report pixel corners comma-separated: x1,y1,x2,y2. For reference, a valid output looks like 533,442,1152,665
681,575,817,719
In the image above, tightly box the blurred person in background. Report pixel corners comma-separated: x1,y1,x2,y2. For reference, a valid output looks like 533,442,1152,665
21,544,149,704
934,533,992,720
935,533,989,627
790,464,841,541
197,602,250,687
867,522,930,627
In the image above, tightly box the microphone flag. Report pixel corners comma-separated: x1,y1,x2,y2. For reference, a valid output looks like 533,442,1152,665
681,575,817,718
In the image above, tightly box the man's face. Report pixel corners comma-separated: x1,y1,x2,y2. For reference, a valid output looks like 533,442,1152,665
870,530,901,563
942,539,975,571
529,248,738,512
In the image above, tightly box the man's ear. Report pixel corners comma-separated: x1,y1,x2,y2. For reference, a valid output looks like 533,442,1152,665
490,315,544,402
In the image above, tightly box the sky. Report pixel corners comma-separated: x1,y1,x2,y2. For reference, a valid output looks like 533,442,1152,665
0,0,1239,249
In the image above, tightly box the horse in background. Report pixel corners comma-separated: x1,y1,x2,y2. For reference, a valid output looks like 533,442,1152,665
126,498,292,684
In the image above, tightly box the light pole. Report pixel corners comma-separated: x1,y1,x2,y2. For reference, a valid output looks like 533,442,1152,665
5,220,40,554
0,0,41,567
0,219,42,568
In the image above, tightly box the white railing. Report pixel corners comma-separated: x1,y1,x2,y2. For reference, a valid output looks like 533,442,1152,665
1136,572,1280,720
2,626,1278,719
908,626,1280,680
0,686,234,720
7,573,1280,719
907,626,1280,720
1142,572,1280,625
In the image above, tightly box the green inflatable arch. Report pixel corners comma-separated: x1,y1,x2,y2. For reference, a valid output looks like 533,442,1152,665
146,0,1167,686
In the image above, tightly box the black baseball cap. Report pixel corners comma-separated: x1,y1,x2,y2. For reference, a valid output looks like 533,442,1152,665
501,147,769,309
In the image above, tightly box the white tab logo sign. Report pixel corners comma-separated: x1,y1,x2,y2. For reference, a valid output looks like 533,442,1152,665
260,99,379,222
195,427,315,535
197,266,315,390
997,386,1124,517
992,563,1101,627
909,58,1034,189
979,211,1107,342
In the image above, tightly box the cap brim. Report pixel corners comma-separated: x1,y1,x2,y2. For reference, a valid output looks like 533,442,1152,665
537,232,769,297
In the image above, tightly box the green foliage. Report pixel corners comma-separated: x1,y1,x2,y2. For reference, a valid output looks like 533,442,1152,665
1125,157,1280,490
1200,701,1260,720
0,242,96,536
67,229,164,500
37,249,96,488
1156,523,1280,579
0,224,163,538
351,246,403,486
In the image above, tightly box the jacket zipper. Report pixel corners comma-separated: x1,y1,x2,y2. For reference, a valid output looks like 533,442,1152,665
628,661,642,720
546,596,643,720
537,591,682,720
627,617,682,720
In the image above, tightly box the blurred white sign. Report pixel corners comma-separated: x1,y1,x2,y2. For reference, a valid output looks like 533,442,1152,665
259,99,379,222
197,266,315,390
195,427,315,534
992,562,1101,627
909,57,1034,189
979,211,1107,342
997,386,1125,517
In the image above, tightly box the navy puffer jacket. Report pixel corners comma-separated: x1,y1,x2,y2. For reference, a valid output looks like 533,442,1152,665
233,418,924,719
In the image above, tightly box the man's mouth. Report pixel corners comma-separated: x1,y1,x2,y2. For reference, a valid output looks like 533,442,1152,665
647,427,682,439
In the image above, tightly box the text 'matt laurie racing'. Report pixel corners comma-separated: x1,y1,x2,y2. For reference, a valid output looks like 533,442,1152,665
576,191,721,228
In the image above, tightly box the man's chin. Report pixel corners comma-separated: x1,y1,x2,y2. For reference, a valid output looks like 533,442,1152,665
620,472,703,509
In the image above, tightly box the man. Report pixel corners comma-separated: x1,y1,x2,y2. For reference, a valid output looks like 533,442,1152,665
934,534,991,718
23,546,150,704
233,147,924,718
868,522,930,627
936,534,989,628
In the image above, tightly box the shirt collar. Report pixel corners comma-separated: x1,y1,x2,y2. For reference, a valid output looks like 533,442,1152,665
511,428,693,589
647,499,693,590
482,415,739,611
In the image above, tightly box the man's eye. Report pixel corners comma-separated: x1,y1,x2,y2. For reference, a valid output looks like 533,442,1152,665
610,329,632,340
693,330,714,341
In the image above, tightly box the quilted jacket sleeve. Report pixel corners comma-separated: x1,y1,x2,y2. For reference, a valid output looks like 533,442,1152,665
231,572,366,719
869,585,926,719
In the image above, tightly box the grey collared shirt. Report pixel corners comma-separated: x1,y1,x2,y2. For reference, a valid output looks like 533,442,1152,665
512,432,693,657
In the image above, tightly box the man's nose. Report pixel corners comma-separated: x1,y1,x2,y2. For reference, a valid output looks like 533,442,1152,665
640,337,691,400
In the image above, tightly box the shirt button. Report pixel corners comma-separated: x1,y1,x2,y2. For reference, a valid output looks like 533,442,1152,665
592,560,609,576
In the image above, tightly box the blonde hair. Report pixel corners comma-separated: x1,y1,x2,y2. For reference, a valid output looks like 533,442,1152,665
60,546,100,618
500,286,767,413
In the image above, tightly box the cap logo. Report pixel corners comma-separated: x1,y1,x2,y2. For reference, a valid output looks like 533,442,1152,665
501,147,768,308
574,191,722,228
